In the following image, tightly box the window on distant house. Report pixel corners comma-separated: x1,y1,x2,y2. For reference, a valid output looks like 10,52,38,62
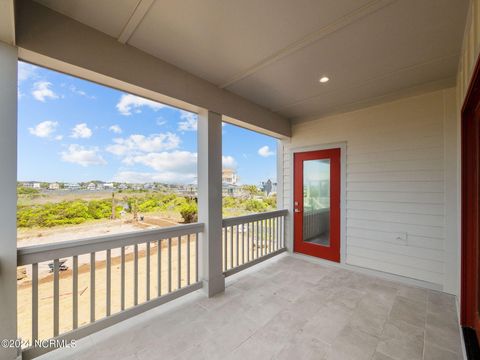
221,122,278,216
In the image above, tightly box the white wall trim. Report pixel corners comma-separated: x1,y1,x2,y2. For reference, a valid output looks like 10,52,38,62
442,88,461,296
290,252,443,291
0,41,18,360
286,142,347,263
276,140,285,210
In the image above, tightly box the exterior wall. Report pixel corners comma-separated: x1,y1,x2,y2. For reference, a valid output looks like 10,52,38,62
282,88,459,293
457,0,480,104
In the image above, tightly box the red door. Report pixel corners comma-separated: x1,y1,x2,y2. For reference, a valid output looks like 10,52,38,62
294,148,341,262
462,64,480,344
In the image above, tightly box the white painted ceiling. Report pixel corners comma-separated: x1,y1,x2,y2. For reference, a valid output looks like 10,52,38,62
34,0,469,122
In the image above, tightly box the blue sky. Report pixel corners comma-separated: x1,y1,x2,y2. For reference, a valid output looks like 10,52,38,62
17,61,277,185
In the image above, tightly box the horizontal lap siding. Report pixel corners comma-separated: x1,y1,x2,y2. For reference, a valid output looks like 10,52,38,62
283,89,455,286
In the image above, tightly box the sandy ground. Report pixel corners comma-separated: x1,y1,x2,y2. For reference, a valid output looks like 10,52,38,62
18,216,180,279
16,217,275,345
17,236,199,343
17,215,180,245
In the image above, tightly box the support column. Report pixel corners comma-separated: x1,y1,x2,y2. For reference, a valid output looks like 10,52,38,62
197,110,225,297
0,42,18,360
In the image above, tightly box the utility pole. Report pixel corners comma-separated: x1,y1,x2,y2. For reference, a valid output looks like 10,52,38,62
111,192,116,220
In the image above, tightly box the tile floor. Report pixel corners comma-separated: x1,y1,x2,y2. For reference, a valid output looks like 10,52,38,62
41,254,465,360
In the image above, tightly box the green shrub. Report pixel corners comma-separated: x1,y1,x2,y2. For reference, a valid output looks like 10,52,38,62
17,187,40,195
244,199,267,212
263,195,277,208
180,202,198,223
17,198,120,228
223,196,238,208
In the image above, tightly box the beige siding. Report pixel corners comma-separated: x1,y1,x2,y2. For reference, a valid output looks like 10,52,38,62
458,0,480,103
283,89,457,288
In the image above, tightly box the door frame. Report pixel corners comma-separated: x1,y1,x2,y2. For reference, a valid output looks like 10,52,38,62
461,53,480,344
288,142,347,263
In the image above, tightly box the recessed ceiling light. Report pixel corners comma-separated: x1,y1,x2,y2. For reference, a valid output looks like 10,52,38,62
319,76,330,83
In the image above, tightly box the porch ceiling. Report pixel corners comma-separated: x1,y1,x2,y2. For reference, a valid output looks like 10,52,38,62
33,0,469,122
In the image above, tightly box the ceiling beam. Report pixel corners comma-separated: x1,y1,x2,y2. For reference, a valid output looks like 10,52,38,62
15,0,291,138
118,0,155,44
219,0,396,89
0,0,15,45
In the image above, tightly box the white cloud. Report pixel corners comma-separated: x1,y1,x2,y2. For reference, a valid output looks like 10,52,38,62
70,123,93,139
109,125,122,134
106,132,180,156
178,111,197,131
32,81,59,102
116,94,166,116
258,145,275,157
28,120,59,138
156,118,167,126
61,144,106,167
116,150,198,184
18,62,38,83
123,151,197,172
55,135,64,141
222,155,237,169
68,85,95,99
113,170,196,184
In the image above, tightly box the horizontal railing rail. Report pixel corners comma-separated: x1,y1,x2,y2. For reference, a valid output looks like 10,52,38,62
18,223,204,266
222,209,288,227
17,223,204,359
222,209,288,276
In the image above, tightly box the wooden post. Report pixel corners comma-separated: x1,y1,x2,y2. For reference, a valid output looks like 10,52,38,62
197,110,225,297
0,42,18,360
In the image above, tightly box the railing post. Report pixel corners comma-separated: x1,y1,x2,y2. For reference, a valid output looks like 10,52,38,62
0,42,18,360
197,110,225,297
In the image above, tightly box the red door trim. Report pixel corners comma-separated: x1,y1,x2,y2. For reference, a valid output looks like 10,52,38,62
293,148,341,262
461,53,480,342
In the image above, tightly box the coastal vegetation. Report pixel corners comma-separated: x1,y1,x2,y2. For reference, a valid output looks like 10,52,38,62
17,187,276,228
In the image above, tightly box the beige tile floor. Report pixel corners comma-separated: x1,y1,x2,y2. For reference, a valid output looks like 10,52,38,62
40,254,465,360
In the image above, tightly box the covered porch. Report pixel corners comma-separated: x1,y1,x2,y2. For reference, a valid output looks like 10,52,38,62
0,0,477,359
41,255,463,360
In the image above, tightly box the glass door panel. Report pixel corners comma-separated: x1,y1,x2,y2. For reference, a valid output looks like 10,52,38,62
303,159,330,247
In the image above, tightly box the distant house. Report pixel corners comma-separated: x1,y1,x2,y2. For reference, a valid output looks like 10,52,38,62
118,183,128,190
48,183,60,190
143,183,153,190
22,182,41,189
104,182,114,189
222,183,242,197
65,183,80,191
87,182,97,191
222,168,238,185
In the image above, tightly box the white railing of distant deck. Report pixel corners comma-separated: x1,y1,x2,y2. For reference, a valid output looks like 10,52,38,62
17,223,203,360
222,209,288,277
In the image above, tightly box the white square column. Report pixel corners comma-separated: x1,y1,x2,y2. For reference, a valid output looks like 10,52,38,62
0,42,18,359
197,109,225,297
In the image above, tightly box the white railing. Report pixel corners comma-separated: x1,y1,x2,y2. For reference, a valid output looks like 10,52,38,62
303,208,329,241
222,209,288,276
17,223,203,360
